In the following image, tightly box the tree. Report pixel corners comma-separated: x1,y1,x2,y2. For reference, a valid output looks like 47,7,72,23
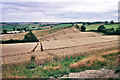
105,29,115,35
72,23,74,26
86,22,91,25
50,26,52,28
105,21,108,25
17,28,20,31
83,22,86,25
24,31,38,42
97,25,106,32
3,30,7,34
76,24,79,29
24,28,26,31
13,28,16,30
110,28,114,31
115,28,120,35
81,25,86,32
110,20,114,24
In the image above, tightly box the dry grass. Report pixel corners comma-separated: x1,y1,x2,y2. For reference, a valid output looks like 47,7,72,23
100,50,120,56
70,49,120,71
49,42,118,61
34,52,54,65
43,65,61,71
70,55,105,69
116,54,120,68
2,49,120,78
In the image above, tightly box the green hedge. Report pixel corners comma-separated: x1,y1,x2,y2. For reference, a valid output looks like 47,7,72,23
97,25,120,35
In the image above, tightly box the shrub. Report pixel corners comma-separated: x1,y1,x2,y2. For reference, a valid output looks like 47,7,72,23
76,24,79,29
2,39,25,44
53,74,58,78
105,29,115,35
83,22,86,25
17,28,21,31
110,28,114,31
97,25,106,32
115,28,120,35
86,22,91,25
110,20,114,24
105,21,108,25
24,31,38,42
3,30,7,34
81,25,86,32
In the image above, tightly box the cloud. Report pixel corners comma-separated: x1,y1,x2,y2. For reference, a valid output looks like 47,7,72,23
1,0,119,22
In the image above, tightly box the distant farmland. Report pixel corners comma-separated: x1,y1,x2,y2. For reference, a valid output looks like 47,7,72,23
1,24,73,41
84,24,119,31
52,24,73,28
1,23,73,31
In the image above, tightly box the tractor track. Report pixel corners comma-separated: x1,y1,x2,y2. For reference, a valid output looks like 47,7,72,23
2,43,39,58
2,40,118,58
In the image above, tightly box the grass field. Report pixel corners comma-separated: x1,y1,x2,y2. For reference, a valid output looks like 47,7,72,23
1,25,29,31
83,24,119,31
1,24,43,31
52,24,73,28
2,50,120,78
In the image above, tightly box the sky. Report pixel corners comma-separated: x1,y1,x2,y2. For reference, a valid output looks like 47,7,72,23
0,0,119,22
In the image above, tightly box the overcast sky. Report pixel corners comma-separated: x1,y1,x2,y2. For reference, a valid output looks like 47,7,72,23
1,0,119,22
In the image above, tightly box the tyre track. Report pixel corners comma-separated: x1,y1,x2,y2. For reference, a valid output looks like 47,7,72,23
63,31,73,39
2,43,39,58
2,40,118,58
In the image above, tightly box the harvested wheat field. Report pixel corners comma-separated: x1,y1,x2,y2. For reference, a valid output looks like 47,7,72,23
1,26,68,41
1,32,29,41
2,27,119,65
38,27,102,41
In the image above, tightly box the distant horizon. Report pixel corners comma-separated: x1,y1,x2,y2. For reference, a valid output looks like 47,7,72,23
1,0,118,22
0,20,118,23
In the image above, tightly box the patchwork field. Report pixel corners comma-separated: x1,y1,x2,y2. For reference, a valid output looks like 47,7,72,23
1,23,73,31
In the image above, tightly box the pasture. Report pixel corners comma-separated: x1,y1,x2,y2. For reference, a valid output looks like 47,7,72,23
83,24,119,31
52,24,73,28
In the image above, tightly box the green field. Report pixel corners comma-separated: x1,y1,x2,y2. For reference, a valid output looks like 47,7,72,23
83,24,119,31
1,24,73,31
1,25,29,31
52,24,73,28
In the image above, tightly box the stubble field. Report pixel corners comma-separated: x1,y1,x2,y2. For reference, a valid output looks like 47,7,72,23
2,27,119,65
